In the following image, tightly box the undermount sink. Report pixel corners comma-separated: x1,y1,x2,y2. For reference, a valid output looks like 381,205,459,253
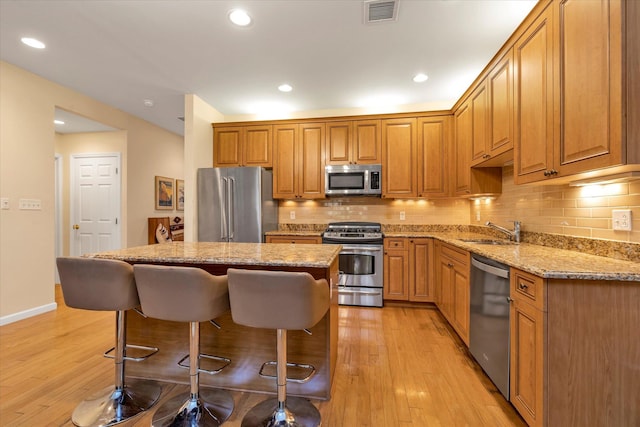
459,239,518,245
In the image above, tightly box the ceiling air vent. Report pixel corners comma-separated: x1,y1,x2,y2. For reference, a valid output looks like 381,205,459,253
364,0,399,24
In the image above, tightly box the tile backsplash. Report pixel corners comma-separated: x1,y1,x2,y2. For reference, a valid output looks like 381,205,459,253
472,166,640,244
277,165,639,244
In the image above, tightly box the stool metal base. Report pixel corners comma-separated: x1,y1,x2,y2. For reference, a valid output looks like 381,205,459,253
71,379,162,427
241,397,321,427
152,388,234,427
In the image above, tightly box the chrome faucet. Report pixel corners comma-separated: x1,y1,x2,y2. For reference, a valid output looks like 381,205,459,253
486,221,521,243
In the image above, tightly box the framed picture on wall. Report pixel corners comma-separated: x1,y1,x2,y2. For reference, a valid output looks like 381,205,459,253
176,179,184,211
155,176,174,210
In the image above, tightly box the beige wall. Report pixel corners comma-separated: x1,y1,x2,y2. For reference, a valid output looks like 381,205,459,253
0,61,182,322
471,166,640,243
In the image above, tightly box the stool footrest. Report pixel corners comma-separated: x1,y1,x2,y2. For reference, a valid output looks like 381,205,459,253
103,344,159,362
178,353,231,375
259,361,316,383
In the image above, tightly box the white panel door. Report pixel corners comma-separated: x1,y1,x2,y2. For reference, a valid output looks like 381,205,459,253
70,153,121,256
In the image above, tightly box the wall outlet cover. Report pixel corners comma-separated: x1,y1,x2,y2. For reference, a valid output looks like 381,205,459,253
612,209,632,231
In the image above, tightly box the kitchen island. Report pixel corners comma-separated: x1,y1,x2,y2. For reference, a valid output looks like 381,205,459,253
88,242,341,400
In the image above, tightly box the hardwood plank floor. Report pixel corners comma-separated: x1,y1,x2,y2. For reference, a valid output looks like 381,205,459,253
0,286,525,426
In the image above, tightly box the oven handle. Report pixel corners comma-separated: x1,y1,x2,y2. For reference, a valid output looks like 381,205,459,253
338,289,383,296
340,245,383,252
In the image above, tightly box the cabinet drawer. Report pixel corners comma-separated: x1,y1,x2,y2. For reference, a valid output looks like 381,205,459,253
384,238,408,250
265,236,321,244
440,243,469,266
511,268,545,311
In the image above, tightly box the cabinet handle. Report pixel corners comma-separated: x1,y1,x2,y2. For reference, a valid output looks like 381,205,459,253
506,297,514,303
447,263,454,268
518,282,529,290
551,169,558,175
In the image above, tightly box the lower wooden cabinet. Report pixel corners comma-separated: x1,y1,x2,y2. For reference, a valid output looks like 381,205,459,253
264,236,321,244
383,238,435,303
434,241,470,345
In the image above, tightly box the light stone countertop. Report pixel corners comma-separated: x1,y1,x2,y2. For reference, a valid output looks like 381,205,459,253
88,241,341,268
384,231,640,282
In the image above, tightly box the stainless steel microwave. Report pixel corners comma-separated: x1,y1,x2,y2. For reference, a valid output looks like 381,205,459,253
325,164,382,196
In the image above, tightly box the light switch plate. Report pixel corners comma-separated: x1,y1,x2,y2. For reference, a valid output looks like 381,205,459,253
290,211,296,220
399,211,406,221
19,198,42,210
612,209,632,231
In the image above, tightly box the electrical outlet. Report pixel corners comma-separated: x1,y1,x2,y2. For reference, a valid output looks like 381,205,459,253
612,209,632,231
1,198,8,210
290,211,296,220
19,198,42,210
400,211,405,221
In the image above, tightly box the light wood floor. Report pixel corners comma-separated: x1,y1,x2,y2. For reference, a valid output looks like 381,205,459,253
0,286,525,426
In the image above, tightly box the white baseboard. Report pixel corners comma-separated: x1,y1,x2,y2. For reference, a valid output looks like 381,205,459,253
0,302,58,326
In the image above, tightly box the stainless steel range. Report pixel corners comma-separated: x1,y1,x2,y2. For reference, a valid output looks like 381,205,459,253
322,222,383,308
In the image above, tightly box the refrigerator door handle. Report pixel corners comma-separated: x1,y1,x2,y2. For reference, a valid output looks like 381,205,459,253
228,177,235,240
221,177,228,240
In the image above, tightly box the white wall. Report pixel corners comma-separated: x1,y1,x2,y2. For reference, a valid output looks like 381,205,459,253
0,61,182,323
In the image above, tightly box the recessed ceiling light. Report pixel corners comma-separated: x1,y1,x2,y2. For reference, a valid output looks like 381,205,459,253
54,120,65,125
143,99,154,107
278,84,293,93
21,37,45,49
229,9,251,26
413,73,428,83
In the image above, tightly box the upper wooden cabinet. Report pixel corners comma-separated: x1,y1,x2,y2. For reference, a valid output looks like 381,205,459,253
272,122,325,199
515,0,637,184
382,118,418,198
471,48,515,167
326,119,381,165
417,116,450,198
213,125,272,167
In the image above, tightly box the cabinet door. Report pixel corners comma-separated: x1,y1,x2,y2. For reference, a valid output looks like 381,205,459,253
353,119,381,164
555,0,622,175
272,124,298,199
213,127,242,167
514,5,555,184
451,262,470,345
470,82,489,164
326,121,352,165
383,248,409,301
489,49,514,156
243,125,272,167
298,123,325,199
510,298,545,427
417,116,449,198
382,118,417,198
409,238,433,302
454,101,472,196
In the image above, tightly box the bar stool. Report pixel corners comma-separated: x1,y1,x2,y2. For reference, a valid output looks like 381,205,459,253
133,264,234,427
227,268,330,427
56,257,162,427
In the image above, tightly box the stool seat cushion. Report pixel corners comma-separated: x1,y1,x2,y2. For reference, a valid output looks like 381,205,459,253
227,268,330,331
133,265,229,322
56,257,139,311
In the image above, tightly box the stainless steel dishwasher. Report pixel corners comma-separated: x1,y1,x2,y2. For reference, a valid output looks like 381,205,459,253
469,254,511,400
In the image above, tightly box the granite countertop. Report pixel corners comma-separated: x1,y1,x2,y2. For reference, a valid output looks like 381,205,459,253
384,231,640,282
88,242,341,268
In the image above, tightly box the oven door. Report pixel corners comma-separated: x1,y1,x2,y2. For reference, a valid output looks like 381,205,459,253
337,244,383,307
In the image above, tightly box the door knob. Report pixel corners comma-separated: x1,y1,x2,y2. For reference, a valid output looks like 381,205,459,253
73,224,80,230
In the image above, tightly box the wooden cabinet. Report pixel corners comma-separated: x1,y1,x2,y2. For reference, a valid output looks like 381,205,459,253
381,118,418,198
409,238,434,302
417,116,450,198
265,235,321,244
326,119,381,165
383,238,409,301
272,123,325,199
471,49,514,168
515,0,635,184
435,242,470,345
454,100,501,197
510,268,546,427
213,125,272,167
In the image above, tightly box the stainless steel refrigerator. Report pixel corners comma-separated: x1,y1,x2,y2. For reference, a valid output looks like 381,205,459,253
197,167,278,242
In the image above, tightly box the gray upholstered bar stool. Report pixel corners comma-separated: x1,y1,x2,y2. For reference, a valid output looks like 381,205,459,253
133,264,234,427
227,268,330,427
56,257,162,427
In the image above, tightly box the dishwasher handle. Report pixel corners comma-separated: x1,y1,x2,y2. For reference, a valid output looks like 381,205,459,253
471,256,509,279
